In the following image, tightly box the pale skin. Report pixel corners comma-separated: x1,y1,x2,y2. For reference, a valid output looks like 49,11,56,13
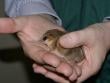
0,14,110,83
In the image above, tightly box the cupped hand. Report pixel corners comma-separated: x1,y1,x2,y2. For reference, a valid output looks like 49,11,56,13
58,23,110,82
0,15,64,63
0,15,79,83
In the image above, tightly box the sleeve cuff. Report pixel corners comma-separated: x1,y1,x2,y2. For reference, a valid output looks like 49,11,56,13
8,0,62,26
103,16,110,22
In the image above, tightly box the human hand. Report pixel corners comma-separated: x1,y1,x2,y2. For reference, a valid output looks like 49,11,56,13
58,23,110,82
0,15,79,83
0,14,64,63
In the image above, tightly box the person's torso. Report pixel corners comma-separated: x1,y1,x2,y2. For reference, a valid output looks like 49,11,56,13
51,0,110,31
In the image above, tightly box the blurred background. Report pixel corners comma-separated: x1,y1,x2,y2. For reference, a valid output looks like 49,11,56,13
0,1,54,83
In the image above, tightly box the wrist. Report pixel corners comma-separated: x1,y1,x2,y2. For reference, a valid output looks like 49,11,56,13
36,14,58,25
34,14,64,31
98,22,110,50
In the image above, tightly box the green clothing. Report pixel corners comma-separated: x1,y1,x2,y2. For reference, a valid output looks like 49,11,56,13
50,0,110,83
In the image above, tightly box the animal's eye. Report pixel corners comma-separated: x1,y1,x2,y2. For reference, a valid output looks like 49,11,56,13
43,36,48,41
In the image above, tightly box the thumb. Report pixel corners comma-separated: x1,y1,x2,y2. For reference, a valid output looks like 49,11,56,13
0,18,21,33
59,30,88,48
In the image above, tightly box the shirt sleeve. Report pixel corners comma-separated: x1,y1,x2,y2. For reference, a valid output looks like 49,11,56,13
5,0,62,25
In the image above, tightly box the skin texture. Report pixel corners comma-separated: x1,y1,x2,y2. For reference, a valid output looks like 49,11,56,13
0,15,110,83
42,29,85,63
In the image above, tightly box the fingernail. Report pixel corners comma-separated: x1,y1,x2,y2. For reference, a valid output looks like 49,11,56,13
32,64,37,68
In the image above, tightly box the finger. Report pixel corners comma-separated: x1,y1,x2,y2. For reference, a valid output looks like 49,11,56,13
69,65,81,81
43,65,56,72
33,64,47,75
33,64,70,83
43,53,79,79
76,65,91,83
56,62,73,77
59,30,89,48
0,18,21,33
45,72,70,83
74,65,82,77
42,53,61,68
43,53,76,78
69,71,77,82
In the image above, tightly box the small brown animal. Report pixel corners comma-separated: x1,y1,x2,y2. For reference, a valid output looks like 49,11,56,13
42,29,85,63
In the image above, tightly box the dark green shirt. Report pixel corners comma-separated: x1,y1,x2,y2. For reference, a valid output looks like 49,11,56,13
50,0,110,83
